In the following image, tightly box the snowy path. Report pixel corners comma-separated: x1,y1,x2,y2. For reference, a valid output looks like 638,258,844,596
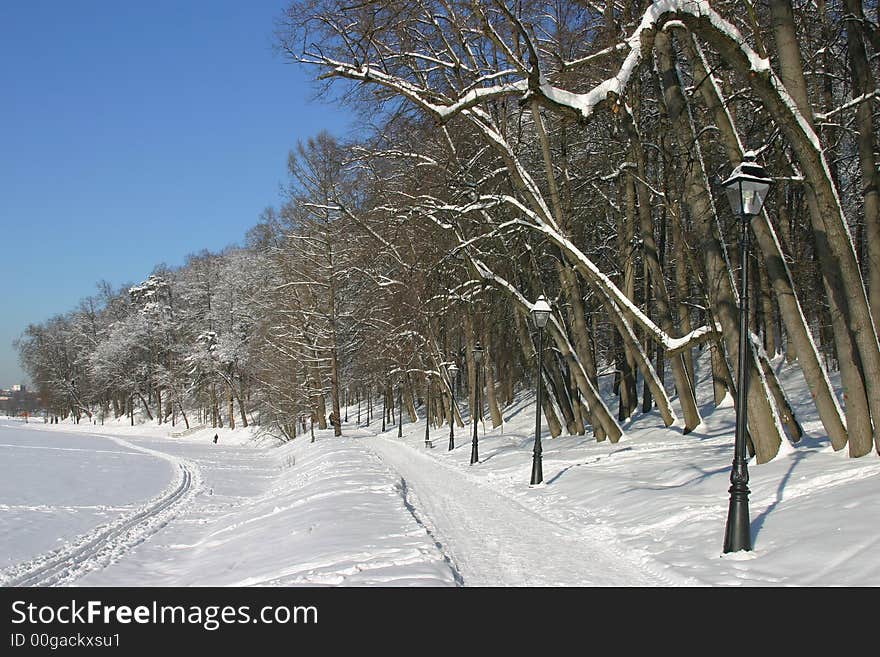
76,434,455,587
366,436,673,586
0,435,200,587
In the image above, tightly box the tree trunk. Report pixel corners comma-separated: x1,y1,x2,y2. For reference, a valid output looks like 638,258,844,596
327,246,343,436
236,389,249,428
678,2,880,456
406,376,418,422
482,329,503,428
756,346,803,442
683,33,848,451
136,392,154,421
710,338,731,405
312,367,327,430
672,200,696,388
211,382,218,428
763,6,874,457
156,387,162,425
620,175,639,420
757,255,776,356
844,0,880,336
655,29,784,462
177,400,190,430
531,100,595,436
624,121,701,431
768,1,814,123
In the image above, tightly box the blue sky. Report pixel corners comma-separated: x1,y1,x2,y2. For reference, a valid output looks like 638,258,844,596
0,0,354,388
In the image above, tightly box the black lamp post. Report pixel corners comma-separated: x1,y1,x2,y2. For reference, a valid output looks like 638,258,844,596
397,382,403,438
470,342,483,465
720,153,772,553
447,362,459,451
530,295,552,486
425,376,433,448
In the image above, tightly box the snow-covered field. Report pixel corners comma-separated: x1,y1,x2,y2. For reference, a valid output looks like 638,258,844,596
0,424,172,571
2,352,879,586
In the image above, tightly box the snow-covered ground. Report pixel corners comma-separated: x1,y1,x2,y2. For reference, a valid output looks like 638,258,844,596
2,351,879,586
0,422,455,587
0,423,174,571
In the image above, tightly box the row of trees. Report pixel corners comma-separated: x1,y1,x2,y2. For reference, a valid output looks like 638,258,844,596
16,252,264,430
17,0,880,461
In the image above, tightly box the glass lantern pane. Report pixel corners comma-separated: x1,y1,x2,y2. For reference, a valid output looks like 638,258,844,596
725,183,743,216
741,180,770,215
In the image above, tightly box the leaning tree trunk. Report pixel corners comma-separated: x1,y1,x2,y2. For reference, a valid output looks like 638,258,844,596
756,7,873,457
674,2,880,455
624,120,701,432
655,29,785,463
530,100,597,435
683,32,848,451
843,0,880,335
177,400,189,430
555,264,592,434
236,386,248,428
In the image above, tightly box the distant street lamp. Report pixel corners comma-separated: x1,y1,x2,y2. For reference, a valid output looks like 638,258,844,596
447,362,459,451
470,342,483,465
425,376,433,448
397,382,403,438
720,153,772,553
530,295,552,486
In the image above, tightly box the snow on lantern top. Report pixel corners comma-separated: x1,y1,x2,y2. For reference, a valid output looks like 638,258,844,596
531,295,552,329
472,341,483,364
722,154,772,218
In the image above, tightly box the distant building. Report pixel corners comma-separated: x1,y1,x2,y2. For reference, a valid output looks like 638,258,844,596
0,385,41,416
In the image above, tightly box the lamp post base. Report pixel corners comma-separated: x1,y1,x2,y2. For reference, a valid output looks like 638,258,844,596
530,455,543,486
722,483,751,553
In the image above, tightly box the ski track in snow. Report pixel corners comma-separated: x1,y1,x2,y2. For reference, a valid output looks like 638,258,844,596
366,436,684,586
0,435,201,587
